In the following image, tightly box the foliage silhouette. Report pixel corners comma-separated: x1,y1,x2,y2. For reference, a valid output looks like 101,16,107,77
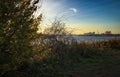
0,0,42,75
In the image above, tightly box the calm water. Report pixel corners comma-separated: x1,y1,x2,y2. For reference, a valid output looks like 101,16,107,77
73,35,120,42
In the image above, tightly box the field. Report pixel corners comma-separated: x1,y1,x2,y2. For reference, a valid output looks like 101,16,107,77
1,38,120,77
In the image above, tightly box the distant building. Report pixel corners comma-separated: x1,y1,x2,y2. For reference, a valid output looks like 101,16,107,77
105,31,112,35
84,32,95,36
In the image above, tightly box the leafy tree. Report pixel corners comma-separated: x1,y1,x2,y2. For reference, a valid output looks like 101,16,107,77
0,0,42,75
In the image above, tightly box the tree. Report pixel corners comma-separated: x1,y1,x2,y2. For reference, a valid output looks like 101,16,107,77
43,18,73,63
44,18,71,42
0,0,42,75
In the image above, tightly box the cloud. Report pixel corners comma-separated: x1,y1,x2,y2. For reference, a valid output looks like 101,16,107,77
69,8,78,13
36,0,78,24
36,0,66,23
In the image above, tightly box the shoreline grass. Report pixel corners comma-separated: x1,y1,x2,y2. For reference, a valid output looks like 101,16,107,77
1,38,120,77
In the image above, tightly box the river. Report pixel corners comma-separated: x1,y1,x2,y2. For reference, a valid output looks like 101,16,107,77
72,35,120,42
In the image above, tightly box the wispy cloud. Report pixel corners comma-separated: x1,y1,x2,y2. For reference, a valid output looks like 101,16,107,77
40,0,64,20
69,8,78,13
36,0,78,24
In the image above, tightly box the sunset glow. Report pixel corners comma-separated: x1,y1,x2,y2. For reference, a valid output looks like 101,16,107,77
37,0,120,34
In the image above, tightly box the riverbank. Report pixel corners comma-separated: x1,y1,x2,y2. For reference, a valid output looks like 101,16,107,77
1,38,120,77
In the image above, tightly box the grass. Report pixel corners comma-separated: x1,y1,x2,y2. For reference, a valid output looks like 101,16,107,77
1,38,120,77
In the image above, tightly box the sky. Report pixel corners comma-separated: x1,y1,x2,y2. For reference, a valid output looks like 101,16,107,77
37,0,120,34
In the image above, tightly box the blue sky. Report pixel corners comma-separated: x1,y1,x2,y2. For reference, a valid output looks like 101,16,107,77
37,0,120,34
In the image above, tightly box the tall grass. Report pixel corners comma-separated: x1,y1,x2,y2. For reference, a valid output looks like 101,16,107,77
34,37,120,64
2,38,120,77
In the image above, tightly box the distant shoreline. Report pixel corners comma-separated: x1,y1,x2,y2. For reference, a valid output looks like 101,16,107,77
74,34,120,36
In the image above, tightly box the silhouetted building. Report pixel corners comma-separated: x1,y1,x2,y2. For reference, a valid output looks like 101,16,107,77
105,31,112,35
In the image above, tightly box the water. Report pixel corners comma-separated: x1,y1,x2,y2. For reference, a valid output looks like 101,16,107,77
73,35,120,42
